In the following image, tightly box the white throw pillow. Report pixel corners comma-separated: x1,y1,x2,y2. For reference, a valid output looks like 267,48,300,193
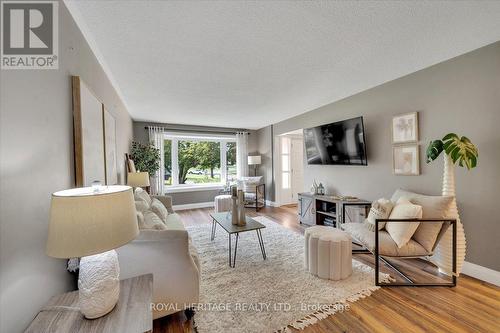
151,198,169,223
134,187,152,206
135,200,149,213
364,198,394,231
385,198,422,248
140,211,167,230
391,189,453,252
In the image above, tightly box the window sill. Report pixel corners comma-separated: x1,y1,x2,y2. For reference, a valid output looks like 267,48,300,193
164,184,224,194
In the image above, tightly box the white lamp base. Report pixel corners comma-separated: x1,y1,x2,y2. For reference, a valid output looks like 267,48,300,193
78,250,120,319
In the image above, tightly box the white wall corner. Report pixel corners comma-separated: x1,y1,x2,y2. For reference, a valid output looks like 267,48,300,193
173,201,214,211
461,261,500,287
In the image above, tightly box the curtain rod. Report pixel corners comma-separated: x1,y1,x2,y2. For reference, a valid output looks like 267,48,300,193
144,126,250,135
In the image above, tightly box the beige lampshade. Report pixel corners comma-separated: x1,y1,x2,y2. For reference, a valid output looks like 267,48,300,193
127,172,150,187
248,155,261,165
46,185,139,259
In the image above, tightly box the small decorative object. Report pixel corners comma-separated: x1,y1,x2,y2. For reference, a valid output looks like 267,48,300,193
317,183,325,195
393,144,420,175
46,185,138,319
231,186,238,225
392,111,418,143
426,133,478,275
311,179,319,194
237,190,246,226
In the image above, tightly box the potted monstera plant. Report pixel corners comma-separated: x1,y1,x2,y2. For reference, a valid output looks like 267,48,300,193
426,133,478,276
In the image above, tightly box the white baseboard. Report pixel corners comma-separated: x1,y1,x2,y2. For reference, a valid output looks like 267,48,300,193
461,261,500,286
173,201,214,211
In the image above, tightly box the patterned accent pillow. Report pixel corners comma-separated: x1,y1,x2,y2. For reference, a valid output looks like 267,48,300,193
134,187,152,206
364,198,394,231
141,211,167,230
151,198,169,223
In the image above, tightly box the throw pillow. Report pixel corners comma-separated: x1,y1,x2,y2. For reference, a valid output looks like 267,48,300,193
391,189,453,252
151,198,169,223
385,197,422,248
135,200,149,213
364,198,394,231
141,211,167,230
134,187,152,206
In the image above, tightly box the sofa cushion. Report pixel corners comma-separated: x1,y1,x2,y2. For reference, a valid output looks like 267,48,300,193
364,198,394,231
135,200,149,213
134,187,152,206
385,198,422,248
141,211,167,230
391,189,453,252
341,223,429,257
151,198,169,222
165,213,185,230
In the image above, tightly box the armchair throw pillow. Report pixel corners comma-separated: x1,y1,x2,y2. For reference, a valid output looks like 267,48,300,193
364,198,394,231
385,198,422,248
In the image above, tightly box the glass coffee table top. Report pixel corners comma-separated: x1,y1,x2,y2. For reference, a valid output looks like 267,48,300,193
210,212,266,234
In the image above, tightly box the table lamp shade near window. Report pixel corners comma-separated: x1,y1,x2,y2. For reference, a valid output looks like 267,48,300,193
248,155,261,165
127,172,150,188
46,186,138,258
46,185,138,319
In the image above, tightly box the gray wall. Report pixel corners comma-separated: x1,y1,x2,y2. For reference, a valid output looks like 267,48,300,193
256,125,274,201
0,2,134,332
133,121,257,206
257,42,500,271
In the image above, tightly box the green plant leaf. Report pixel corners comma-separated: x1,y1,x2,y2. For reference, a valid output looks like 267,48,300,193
426,140,444,163
442,133,478,170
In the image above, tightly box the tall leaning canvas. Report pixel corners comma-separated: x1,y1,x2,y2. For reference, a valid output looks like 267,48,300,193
72,76,106,187
103,107,118,185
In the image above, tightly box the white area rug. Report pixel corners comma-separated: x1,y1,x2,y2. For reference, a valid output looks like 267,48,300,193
186,216,391,333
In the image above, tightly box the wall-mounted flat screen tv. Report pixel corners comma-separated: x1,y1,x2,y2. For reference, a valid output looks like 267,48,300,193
304,116,367,165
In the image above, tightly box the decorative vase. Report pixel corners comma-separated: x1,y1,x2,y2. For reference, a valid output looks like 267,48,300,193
231,196,238,225
78,250,120,319
431,154,466,276
237,190,246,226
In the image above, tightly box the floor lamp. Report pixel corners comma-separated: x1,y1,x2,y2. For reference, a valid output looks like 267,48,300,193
248,155,261,176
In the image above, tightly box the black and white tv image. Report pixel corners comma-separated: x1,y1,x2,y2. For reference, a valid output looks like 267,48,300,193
304,117,367,165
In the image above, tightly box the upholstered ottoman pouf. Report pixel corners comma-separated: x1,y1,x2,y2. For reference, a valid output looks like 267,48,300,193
214,195,232,213
304,226,352,280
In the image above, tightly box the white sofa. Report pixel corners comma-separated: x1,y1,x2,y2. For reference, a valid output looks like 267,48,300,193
116,193,200,319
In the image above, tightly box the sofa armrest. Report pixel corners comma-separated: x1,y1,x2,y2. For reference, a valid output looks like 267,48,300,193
116,229,199,318
152,195,174,213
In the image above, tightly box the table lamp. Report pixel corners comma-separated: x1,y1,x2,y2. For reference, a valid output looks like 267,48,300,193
127,172,150,191
248,155,261,176
46,185,138,319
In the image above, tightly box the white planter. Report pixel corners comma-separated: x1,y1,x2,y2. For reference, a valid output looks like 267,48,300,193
431,155,466,276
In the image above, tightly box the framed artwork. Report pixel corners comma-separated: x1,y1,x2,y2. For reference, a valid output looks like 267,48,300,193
392,111,418,143
72,76,106,187
393,145,420,175
103,106,118,185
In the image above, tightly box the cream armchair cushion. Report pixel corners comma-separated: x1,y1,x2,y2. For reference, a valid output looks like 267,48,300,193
151,198,169,222
385,198,422,248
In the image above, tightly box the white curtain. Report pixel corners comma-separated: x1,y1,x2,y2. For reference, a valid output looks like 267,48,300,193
236,131,249,179
148,126,165,195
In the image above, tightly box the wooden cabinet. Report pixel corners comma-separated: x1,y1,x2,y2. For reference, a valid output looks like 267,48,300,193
298,193,315,225
298,193,371,228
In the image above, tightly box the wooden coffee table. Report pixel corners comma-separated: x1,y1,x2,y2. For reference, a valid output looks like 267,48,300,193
210,212,267,268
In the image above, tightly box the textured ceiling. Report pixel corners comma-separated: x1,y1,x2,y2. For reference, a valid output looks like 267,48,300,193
66,1,500,129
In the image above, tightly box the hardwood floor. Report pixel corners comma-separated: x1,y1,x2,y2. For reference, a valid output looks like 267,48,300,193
153,206,500,333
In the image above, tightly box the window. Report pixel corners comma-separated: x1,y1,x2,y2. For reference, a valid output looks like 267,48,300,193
163,134,237,189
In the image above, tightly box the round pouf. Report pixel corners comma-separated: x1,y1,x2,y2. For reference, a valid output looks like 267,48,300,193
214,194,232,213
304,226,352,280
78,250,120,319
